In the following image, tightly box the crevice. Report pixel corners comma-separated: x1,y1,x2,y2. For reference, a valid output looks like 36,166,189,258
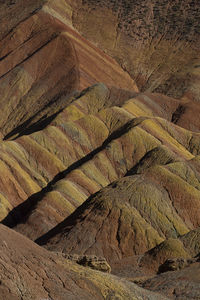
116,209,122,252
0,51,13,62
171,104,186,124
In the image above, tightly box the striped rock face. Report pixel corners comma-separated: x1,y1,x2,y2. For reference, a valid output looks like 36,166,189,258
0,1,200,300
1,82,200,241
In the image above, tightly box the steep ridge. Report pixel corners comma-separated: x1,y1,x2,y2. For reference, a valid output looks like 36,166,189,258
0,7,80,139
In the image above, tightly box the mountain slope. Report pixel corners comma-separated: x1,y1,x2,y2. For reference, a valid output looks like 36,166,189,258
0,224,167,300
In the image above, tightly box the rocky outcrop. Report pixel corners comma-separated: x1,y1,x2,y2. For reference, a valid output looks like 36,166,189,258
180,227,200,257
139,229,200,273
64,254,111,273
140,238,191,272
158,257,197,274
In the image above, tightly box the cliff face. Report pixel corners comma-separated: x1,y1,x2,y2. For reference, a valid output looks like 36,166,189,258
0,1,200,299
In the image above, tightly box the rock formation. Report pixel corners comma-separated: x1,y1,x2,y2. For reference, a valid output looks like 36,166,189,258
64,254,111,273
158,257,196,273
